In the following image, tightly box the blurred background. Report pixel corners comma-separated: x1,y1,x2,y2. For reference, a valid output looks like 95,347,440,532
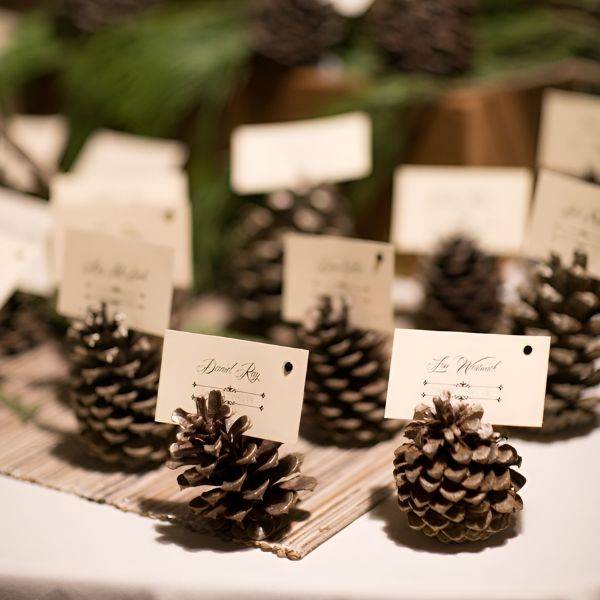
0,0,598,293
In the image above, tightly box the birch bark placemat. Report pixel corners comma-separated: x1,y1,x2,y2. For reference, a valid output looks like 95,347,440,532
0,343,400,560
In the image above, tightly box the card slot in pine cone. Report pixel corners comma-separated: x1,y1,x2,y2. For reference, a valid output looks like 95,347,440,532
0,342,401,560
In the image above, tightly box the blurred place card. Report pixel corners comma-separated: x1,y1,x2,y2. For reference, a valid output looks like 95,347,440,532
524,170,600,277
0,9,18,53
51,170,189,208
156,330,309,444
231,112,372,194
0,188,54,296
391,166,533,255
57,229,174,337
73,129,188,175
0,115,67,194
282,234,394,331
0,234,34,309
538,89,600,179
51,178,193,289
329,0,374,16
385,329,550,427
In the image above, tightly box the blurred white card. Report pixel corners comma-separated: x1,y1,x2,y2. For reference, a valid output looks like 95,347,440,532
385,329,550,427
0,234,34,309
0,115,67,193
73,129,188,175
0,9,18,53
51,170,189,208
51,174,193,288
524,170,600,277
538,89,600,179
329,0,374,16
231,112,372,194
52,202,192,289
282,234,394,331
57,229,174,337
0,188,54,296
155,330,309,444
391,166,533,255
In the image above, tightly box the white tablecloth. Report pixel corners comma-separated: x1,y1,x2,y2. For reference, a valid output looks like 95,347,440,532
1,428,599,600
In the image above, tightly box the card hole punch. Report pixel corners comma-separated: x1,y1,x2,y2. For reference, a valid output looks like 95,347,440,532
523,345,533,356
283,361,294,376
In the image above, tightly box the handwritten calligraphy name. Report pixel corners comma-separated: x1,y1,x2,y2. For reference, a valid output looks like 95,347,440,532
427,355,502,375
197,358,261,383
317,257,362,275
83,259,149,283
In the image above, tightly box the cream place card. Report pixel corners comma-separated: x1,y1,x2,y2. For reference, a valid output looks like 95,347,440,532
391,166,533,255
155,330,309,444
329,0,374,16
0,9,18,53
57,229,174,337
231,112,372,194
282,234,394,331
538,89,600,179
385,329,550,427
51,185,193,289
73,129,188,174
524,170,600,277
0,234,34,309
0,188,54,296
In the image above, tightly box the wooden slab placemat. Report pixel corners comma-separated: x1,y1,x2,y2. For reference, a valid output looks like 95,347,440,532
0,343,399,560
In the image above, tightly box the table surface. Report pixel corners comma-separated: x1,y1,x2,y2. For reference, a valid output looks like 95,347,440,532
1,427,599,600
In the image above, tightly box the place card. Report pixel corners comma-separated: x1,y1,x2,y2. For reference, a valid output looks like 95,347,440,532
282,234,394,332
0,234,34,309
155,330,309,444
385,329,550,427
51,182,193,289
329,0,374,17
538,89,600,179
391,166,533,255
231,112,372,194
524,170,600,277
0,188,54,296
57,229,174,337
0,114,67,193
0,9,18,53
73,129,188,175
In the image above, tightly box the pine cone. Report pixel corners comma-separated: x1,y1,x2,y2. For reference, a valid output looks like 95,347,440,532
67,305,173,468
512,251,600,433
252,0,346,67
297,296,402,446
394,393,525,543
61,0,165,33
0,293,52,357
418,236,502,333
167,390,317,541
230,185,354,344
369,0,475,75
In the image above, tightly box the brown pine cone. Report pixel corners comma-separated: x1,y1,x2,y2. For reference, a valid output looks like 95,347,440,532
394,393,525,543
167,390,317,541
67,305,173,468
512,251,599,433
298,296,402,446
369,0,475,75
418,236,502,333
0,293,52,357
229,185,354,344
251,0,346,66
